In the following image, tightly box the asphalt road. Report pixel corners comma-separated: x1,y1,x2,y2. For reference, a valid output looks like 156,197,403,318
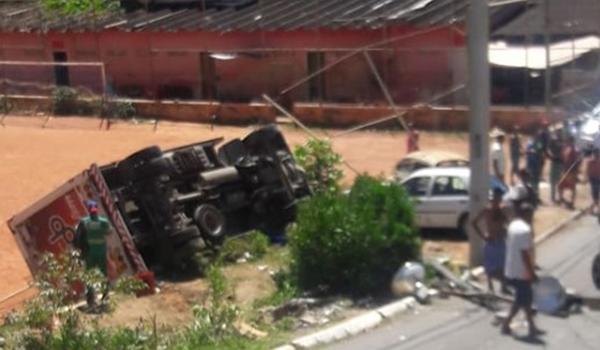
326,215,600,350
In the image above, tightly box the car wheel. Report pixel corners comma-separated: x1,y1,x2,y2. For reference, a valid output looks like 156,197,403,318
194,204,226,246
592,253,600,290
457,214,469,238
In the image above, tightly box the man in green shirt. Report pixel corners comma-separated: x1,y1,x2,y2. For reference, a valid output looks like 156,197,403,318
75,200,111,308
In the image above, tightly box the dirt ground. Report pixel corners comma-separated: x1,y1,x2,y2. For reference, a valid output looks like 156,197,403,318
0,115,469,316
0,115,590,323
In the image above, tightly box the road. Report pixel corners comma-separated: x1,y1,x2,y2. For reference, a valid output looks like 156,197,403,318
326,215,600,350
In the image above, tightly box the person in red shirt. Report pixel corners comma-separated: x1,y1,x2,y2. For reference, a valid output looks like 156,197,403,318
587,149,600,214
406,122,420,154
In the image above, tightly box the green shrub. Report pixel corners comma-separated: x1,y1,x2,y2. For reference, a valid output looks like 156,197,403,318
41,0,120,15
288,176,421,296
0,95,13,115
293,138,343,194
102,99,136,120
218,231,270,263
52,87,79,115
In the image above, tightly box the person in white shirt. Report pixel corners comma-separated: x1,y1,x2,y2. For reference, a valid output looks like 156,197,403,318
490,129,506,185
501,200,543,338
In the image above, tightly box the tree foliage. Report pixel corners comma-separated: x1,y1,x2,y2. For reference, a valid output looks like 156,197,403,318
293,138,343,194
40,0,120,16
288,176,421,296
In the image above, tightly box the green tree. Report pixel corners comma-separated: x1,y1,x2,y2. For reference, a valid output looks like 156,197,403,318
40,0,120,16
293,138,343,194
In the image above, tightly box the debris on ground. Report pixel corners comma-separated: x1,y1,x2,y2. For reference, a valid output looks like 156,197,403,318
235,321,268,339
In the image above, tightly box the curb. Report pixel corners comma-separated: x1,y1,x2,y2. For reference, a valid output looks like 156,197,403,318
273,297,416,350
472,206,589,278
533,207,588,245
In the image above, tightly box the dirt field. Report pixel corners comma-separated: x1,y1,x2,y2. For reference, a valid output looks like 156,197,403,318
2,115,589,322
0,115,469,314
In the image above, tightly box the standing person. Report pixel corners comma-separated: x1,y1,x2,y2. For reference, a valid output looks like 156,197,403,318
546,129,563,204
501,200,541,338
587,149,600,214
406,122,420,154
509,126,522,185
525,136,544,196
490,129,506,185
559,136,580,209
75,200,112,308
538,122,551,180
471,187,509,294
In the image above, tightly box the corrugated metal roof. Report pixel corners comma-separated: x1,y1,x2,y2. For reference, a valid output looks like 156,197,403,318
494,0,600,40
0,0,522,33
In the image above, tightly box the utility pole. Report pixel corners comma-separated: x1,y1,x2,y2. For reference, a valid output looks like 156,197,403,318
467,0,490,266
544,0,552,116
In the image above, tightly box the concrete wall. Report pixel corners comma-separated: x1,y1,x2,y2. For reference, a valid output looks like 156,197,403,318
4,95,562,132
0,26,464,105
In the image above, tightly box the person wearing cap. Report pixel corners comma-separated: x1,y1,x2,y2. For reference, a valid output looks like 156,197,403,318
502,198,542,338
75,200,112,308
490,128,507,185
471,186,509,294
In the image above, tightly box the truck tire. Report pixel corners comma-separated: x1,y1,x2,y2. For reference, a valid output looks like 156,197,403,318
194,204,226,246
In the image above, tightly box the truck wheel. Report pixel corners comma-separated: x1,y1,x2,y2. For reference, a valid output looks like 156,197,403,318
593,253,600,290
194,205,226,245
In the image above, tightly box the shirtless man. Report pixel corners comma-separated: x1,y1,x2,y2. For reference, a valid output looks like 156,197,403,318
472,187,509,294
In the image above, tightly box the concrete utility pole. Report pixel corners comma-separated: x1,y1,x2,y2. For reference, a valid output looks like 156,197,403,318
467,0,490,267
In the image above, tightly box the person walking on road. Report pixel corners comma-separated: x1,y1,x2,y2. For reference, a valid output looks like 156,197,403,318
587,149,600,215
546,129,563,204
490,129,507,185
472,187,509,294
525,136,544,196
501,199,542,338
75,200,112,309
559,135,580,210
509,126,522,185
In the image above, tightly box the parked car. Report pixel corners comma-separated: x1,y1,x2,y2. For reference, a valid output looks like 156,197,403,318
401,167,470,235
394,151,468,182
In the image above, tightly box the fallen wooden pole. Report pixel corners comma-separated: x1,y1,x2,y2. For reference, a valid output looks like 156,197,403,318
262,94,360,175
279,26,446,96
363,51,409,131
332,84,466,138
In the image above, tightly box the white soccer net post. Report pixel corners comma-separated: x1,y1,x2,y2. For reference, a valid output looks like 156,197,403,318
0,60,107,99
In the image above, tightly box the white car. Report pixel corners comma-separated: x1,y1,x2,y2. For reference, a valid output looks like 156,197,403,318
401,167,470,235
394,151,469,182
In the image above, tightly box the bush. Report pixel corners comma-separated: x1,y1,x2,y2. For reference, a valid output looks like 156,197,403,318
102,99,136,120
288,176,421,296
218,231,270,263
52,87,80,115
294,138,343,194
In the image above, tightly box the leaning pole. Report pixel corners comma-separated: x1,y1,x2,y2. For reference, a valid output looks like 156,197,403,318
467,0,490,267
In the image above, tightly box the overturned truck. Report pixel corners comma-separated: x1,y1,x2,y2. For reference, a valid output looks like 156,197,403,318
8,126,311,283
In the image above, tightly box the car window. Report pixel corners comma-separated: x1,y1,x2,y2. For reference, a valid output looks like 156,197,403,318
437,160,468,167
432,176,468,196
403,177,430,197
